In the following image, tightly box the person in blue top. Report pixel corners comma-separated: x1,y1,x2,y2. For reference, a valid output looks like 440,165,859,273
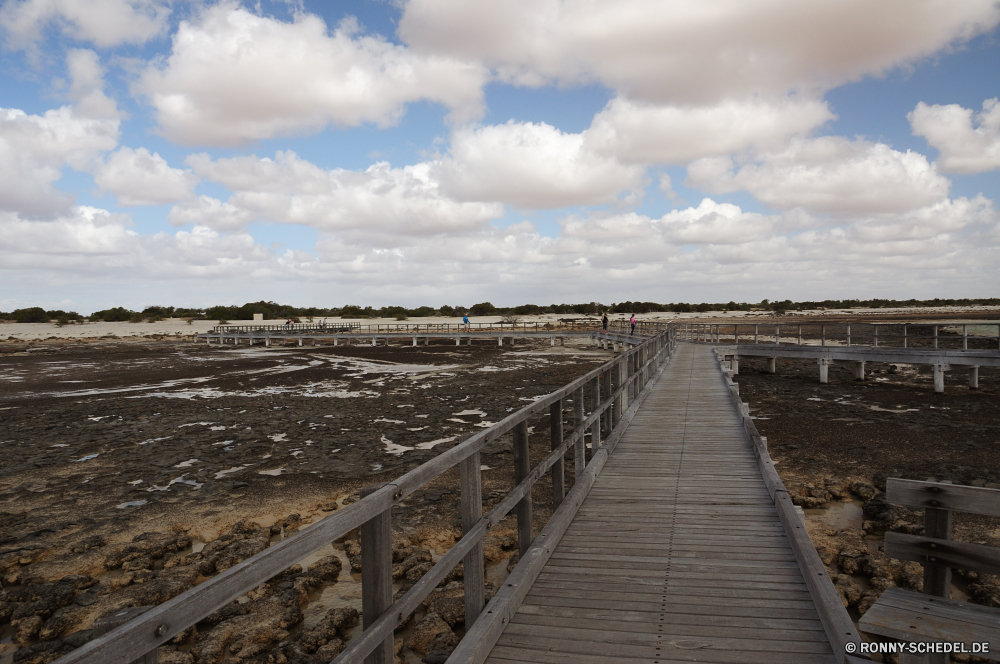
462,313,470,332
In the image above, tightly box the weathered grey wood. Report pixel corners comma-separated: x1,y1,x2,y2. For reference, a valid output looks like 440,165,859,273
884,532,1000,576
923,507,952,600
574,386,586,476
476,344,846,664
887,478,1000,517
550,399,564,508
93,607,157,664
859,587,1000,661
447,340,673,664
461,451,485,628
360,483,393,664
512,420,532,559
602,368,612,438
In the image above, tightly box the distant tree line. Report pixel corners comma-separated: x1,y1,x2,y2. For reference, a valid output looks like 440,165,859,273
2,297,998,323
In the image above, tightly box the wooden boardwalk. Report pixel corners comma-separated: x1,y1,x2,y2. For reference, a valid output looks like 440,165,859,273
485,343,837,664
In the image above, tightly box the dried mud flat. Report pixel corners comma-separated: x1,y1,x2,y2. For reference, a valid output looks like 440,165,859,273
734,355,1000,658
0,337,609,664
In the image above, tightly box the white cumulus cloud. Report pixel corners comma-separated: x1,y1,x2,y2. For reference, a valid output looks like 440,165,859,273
94,147,198,206
0,0,170,49
584,96,835,165
139,3,487,146
399,0,1000,104
0,105,118,217
183,151,503,239
909,98,1000,174
438,121,646,208
686,137,951,215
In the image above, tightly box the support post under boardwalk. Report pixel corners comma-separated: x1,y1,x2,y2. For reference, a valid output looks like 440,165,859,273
969,366,979,389
550,399,564,508
512,421,532,558
818,358,831,383
933,364,947,393
460,452,485,627
360,483,393,664
853,361,865,380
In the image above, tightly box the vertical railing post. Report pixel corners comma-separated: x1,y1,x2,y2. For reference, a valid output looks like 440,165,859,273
602,368,613,439
821,325,826,347
550,399,565,508
934,325,939,349
575,386,587,476
904,325,907,348
589,377,601,460
512,421,532,558
963,324,968,350
846,324,850,347
460,452,485,627
360,483,393,664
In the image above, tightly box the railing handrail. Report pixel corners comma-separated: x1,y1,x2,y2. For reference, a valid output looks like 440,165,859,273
55,325,677,664
676,321,1000,351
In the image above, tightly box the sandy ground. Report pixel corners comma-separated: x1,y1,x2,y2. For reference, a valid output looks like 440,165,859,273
0,336,608,664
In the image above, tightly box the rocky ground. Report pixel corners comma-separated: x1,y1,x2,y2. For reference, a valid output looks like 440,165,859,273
0,336,608,664
733,355,1000,662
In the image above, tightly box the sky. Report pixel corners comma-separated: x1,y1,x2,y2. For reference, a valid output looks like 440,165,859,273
0,0,999,314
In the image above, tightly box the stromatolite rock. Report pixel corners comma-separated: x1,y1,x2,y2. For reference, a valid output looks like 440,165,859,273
408,612,457,655
393,550,432,579
849,481,877,500
295,606,358,654
834,575,861,607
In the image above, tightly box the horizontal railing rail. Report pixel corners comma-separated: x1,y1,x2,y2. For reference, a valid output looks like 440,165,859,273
55,325,677,664
680,321,1000,350
209,319,675,336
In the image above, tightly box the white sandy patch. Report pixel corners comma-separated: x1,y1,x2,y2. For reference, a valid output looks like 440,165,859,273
382,434,414,456
173,459,200,468
268,433,288,442
416,436,456,450
138,436,172,445
453,409,486,417
258,468,285,476
72,453,99,462
374,418,406,424
214,465,251,479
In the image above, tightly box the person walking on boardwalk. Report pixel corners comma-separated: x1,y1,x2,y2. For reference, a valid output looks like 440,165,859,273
630,313,636,336
462,313,470,332
602,312,609,333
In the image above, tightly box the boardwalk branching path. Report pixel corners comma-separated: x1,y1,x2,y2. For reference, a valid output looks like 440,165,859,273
484,344,837,664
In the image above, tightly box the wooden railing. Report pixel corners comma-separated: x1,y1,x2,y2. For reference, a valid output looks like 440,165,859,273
55,325,677,664
212,322,361,333
682,322,1000,350
860,479,1000,661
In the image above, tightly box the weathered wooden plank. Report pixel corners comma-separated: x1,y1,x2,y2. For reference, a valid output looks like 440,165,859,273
884,532,1000,576
859,588,1000,661
887,478,1000,517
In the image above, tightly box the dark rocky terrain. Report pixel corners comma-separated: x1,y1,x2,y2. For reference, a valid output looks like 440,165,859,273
0,337,607,664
